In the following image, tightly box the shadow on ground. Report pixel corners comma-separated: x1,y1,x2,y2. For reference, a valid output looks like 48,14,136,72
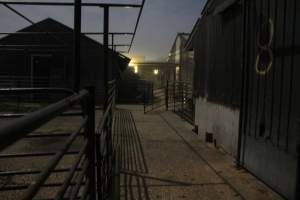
114,110,150,200
114,109,227,200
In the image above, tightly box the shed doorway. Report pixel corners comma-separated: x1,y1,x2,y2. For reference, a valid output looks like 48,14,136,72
30,54,52,88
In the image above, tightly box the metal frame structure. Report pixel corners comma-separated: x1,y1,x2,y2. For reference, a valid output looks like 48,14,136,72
0,83,118,199
0,87,95,200
0,0,146,95
0,0,146,199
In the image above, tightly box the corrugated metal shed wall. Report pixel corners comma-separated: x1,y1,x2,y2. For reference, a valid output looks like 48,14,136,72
193,3,242,108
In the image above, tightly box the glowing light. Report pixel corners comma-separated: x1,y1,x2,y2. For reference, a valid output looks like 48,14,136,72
153,69,159,75
128,59,139,74
129,60,136,67
134,65,138,74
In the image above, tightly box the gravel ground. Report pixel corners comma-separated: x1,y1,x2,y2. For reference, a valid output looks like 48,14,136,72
0,109,102,200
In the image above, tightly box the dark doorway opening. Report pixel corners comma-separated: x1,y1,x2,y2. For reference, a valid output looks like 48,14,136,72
31,54,52,88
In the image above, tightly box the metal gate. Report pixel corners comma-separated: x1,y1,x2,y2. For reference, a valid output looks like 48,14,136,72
143,81,194,124
143,85,166,113
167,81,194,124
238,0,300,199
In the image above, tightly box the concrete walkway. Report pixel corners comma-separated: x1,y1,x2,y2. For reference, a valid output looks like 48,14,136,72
114,105,283,200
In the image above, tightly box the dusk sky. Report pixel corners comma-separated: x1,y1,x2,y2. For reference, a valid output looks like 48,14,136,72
0,0,207,61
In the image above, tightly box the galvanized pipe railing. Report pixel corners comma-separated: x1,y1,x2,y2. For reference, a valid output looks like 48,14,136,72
0,83,118,199
0,87,94,199
95,80,118,200
0,89,86,151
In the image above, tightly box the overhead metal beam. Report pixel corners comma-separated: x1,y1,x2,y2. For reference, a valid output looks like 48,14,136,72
133,62,177,68
128,0,145,52
2,3,68,45
0,1,142,8
0,0,146,54
0,32,134,35
110,44,130,47
3,4,34,24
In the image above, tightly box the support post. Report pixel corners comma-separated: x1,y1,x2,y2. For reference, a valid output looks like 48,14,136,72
74,0,82,92
165,80,169,111
143,91,146,114
181,83,184,117
111,33,115,51
86,86,96,200
103,6,109,110
236,0,247,168
296,144,300,199
151,83,154,110
173,82,176,112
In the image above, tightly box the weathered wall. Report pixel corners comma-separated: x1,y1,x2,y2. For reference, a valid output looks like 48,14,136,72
193,3,242,108
192,0,300,199
194,97,239,156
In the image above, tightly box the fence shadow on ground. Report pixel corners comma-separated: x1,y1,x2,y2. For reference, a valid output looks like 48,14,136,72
113,109,216,200
113,110,150,200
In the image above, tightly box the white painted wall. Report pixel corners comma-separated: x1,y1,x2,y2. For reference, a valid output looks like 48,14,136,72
194,97,240,156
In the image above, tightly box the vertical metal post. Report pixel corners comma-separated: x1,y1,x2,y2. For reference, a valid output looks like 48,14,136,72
111,33,114,51
165,80,169,111
296,143,300,199
86,86,96,200
181,82,184,117
173,82,176,111
96,135,101,199
143,90,146,114
103,6,109,110
236,0,247,168
103,7,111,197
151,83,154,110
74,0,82,92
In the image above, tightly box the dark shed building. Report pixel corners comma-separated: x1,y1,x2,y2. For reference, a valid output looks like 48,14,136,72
187,0,242,107
187,0,300,199
0,18,130,102
186,0,243,157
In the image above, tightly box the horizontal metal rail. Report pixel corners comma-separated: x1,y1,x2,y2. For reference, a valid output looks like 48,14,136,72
0,1,142,8
0,182,86,191
0,112,84,119
0,32,134,35
0,90,87,151
22,116,87,200
54,141,87,200
0,167,82,176
0,87,75,95
0,151,79,159
0,86,99,200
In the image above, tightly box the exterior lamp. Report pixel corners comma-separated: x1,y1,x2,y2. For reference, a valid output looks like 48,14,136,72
134,65,138,74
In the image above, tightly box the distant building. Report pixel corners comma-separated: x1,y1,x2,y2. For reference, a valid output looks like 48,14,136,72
0,18,130,101
168,33,195,84
131,62,176,88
